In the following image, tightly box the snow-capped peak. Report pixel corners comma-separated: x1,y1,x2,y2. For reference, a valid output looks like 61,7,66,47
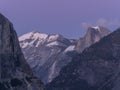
19,32,49,48
19,31,48,41
19,31,66,48
92,26,101,32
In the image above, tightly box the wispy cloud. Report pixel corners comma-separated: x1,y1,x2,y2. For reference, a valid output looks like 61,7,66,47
81,18,120,29
81,22,92,29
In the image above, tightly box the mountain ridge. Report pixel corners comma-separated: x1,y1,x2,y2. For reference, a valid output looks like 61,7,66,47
75,26,111,53
19,26,111,84
46,28,120,90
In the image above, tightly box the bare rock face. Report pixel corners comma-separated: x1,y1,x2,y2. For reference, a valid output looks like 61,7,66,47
19,32,77,84
0,14,44,90
19,26,111,84
75,26,111,53
47,28,120,90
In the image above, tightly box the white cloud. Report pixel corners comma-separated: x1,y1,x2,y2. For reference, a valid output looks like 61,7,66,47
96,18,109,26
81,22,92,29
81,18,120,29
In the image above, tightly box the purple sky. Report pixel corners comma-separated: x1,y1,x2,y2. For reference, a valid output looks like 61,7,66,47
0,0,120,38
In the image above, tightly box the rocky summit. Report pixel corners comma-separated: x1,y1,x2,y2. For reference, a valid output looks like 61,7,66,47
75,26,111,53
19,26,111,84
19,32,78,84
0,14,44,90
47,28,120,90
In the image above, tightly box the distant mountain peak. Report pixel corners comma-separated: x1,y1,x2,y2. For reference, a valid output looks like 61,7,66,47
19,31,76,83
88,26,111,33
19,26,111,84
19,31,64,41
19,31,69,48
75,26,111,53
91,26,101,32
47,28,120,90
88,26,105,31
19,31,48,41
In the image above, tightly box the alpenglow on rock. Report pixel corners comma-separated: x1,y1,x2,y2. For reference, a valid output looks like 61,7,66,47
0,14,44,90
75,26,111,53
47,28,120,90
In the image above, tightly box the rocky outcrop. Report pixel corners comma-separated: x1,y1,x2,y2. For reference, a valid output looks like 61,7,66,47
19,26,111,84
47,28,120,90
75,26,111,53
19,32,77,84
0,13,44,90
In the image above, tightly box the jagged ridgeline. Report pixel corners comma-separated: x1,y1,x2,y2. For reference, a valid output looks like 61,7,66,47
47,28,120,90
19,26,111,84
0,14,45,90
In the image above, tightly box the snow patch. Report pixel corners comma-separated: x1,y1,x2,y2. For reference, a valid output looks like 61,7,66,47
48,61,57,82
48,34,61,42
19,32,48,41
19,32,48,48
19,32,34,41
46,41,67,47
64,45,75,52
46,41,59,46
92,26,101,32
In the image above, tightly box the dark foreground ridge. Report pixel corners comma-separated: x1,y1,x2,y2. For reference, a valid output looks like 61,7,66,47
47,28,120,90
0,13,45,90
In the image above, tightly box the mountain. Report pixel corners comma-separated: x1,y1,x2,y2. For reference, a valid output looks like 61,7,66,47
19,26,111,84
19,32,77,84
47,28,120,90
0,13,44,90
75,26,111,53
